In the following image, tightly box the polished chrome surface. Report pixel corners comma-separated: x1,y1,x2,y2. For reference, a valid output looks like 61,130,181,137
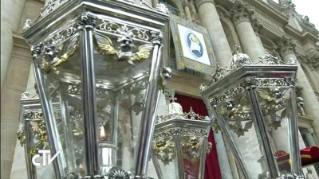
79,15,100,175
210,108,250,179
33,63,65,179
246,85,280,178
24,120,37,179
287,88,302,176
133,37,162,177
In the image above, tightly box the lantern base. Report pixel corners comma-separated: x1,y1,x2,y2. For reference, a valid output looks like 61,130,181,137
66,171,156,179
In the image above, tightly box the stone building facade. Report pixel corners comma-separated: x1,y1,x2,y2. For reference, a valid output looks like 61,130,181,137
1,0,319,178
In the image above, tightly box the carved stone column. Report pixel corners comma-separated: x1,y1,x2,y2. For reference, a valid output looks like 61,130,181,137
230,0,264,62
10,64,34,179
152,0,158,8
183,0,192,21
196,0,233,68
305,50,319,87
299,55,319,91
300,128,318,146
190,0,201,25
1,0,26,91
277,35,319,141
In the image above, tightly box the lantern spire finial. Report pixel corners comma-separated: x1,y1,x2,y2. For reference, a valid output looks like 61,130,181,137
167,89,183,115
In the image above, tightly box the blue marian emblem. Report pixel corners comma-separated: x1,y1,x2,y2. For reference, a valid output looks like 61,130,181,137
186,32,203,59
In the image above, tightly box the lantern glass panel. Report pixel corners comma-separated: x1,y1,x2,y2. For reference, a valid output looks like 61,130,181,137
180,136,204,179
25,110,56,178
20,97,60,179
214,91,268,178
40,18,155,176
151,133,179,178
255,86,295,175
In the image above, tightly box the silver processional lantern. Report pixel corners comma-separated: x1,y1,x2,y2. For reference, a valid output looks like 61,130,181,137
152,90,212,179
22,0,171,178
200,46,304,179
18,88,57,179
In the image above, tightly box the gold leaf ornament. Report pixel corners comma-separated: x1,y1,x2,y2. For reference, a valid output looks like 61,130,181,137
52,36,79,68
52,52,71,67
132,44,153,61
96,34,117,55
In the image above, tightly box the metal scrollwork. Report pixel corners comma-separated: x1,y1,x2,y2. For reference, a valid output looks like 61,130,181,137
229,45,252,70
23,19,32,32
17,128,26,146
156,3,170,14
277,173,305,179
118,78,149,99
255,77,295,87
203,45,297,87
96,20,150,41
184,107,205,120
258,50,285,65
152,137,176,165
217,98,253,137
181,136,203,162
107,167,133,179
257,88,291,129
210,63,227,84
210,83,246,106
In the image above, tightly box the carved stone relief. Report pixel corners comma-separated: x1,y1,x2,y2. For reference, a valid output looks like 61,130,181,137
276,35,296,57
230,0,263,35
279,0,319,35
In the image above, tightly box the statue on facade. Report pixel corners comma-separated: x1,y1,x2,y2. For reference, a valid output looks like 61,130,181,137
296,96,306,116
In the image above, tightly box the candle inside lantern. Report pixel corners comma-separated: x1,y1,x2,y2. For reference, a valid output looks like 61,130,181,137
79,163,82,169
100,126,106,141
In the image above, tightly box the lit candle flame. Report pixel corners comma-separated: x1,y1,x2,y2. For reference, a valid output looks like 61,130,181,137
79,163,82,168
100,126,106,140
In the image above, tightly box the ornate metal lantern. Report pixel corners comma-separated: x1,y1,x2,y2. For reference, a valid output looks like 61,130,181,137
151,90,212,179
22,1,170,178
200,48,303,179
18,90,55,179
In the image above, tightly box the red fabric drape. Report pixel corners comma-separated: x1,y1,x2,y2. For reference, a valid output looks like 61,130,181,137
175,94,222,179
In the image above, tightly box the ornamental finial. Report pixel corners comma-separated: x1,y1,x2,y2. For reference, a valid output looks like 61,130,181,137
167,89,183,115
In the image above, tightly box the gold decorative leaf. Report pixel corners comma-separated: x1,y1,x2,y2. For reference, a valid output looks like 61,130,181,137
52,35,79,68
133,44,153,61
95,33,117,55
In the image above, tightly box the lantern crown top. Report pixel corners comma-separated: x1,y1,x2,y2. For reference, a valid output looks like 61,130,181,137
167,89,183,115
167,90,183,115
158,89,209,124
